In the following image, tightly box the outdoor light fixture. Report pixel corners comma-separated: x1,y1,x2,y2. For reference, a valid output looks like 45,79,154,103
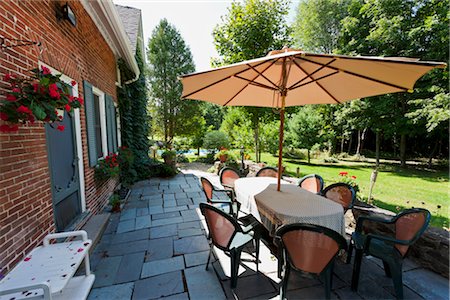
58,3,77,27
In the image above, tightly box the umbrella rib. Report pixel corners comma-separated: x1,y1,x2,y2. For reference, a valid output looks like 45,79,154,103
223,60,278,106
234,75,277,90
289,70,339,90
292,61,341,103
298,57,410,91
246,61,280,90
288,59,336,90
181,59,274,99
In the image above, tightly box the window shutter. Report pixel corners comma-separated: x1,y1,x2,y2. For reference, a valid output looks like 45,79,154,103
83,81,98,167
105,94,114,154
112,106,118,152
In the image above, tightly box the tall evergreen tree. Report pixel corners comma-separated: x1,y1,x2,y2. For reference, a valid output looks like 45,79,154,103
147,19,201,147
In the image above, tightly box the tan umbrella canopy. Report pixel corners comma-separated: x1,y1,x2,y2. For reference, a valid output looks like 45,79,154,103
180,48,446,191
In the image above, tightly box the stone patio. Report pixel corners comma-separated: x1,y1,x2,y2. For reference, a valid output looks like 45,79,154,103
87,170,449,300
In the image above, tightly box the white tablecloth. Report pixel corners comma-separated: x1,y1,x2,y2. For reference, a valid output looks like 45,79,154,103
234,177,345,235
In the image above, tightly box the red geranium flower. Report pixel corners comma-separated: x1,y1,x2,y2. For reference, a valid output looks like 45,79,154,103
68,95,75,102
17,105,32,114
12,87,21,93
49,89,60,99
65,104,71,112
57,125,65,131
6,94,17,102
41,65,51,75
3,73,12,81
339,171,348,176
33,83,39,93
78,97,84,105
48,83,58,91
351,176,356,180
0,124,19,132
0,112,9,121
71,80,77,86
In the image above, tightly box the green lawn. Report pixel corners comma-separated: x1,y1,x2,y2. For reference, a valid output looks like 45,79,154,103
251,153,449,229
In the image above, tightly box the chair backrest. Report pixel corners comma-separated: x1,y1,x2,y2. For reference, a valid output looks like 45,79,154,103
299,174,324,194
256,166,278,178
322,183,355,211
219,167,240,187
276,224,347,274
394,208,431,256
200,203,240,251
200,177,214,202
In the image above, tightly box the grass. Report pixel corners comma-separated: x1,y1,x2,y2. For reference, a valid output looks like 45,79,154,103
252,152,449,229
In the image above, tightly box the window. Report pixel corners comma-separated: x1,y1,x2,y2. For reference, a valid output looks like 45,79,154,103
93,94,103,158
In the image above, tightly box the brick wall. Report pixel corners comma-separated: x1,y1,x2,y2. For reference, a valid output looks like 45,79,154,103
0,0,119,274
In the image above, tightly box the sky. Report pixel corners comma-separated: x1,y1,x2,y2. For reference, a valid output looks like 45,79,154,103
114,0,298,72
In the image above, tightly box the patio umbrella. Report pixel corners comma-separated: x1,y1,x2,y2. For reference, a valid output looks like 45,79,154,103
180,48,446,191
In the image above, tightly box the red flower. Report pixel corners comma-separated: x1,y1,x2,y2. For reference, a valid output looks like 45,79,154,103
339,171,348,176
71,80,76,86
0,124,19,132
77,97,84,105
41,65,51,75
0,112,9,121
12,87,21,93
49,89,60,99
65,104,71,112
351,176,356,180
33,83,39,93
28,114,35,124
57,125,65,131
48,83,58,91
17,105,32,114
69,95,75,102
3,73,12,81
6,94,17,102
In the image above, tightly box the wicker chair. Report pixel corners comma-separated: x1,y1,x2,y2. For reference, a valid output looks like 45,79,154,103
298,174,324,194
322,183,356,212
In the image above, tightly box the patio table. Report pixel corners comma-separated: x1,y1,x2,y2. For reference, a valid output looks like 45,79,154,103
234,177,345,236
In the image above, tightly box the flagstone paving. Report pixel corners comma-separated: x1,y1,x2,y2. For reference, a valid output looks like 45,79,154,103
88,171,449,300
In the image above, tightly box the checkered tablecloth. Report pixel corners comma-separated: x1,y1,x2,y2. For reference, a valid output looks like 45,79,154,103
234,177,345,236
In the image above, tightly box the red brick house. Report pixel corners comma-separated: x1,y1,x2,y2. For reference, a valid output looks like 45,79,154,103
0,0,141,274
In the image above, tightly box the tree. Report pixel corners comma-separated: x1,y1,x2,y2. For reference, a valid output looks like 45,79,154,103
213,0,291,162
147,19,202,147
287,106,323,163
292,0,350,53
203,130,230,154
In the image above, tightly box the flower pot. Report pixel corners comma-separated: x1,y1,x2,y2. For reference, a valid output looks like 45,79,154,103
219,154,228,163
163,157,174,165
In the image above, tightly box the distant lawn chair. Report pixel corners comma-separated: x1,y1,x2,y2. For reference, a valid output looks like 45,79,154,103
256,166,278,178
322,183,355,212
276,223,347,299
347,208,431,299
298,174,324,194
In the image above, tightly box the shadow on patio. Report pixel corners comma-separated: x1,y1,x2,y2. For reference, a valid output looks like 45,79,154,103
87,170,448,300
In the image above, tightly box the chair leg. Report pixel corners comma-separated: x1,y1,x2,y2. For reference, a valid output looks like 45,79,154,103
280,264,290,300
346,241,354,264
231,249,242,289
389,261,404,299
382,260,392,277
277,246,284,279
254,235,260,273
205,244,213,271
323,266,333,300
351,249,363,291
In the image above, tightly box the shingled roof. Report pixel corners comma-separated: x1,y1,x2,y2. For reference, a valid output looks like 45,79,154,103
115,5,141,54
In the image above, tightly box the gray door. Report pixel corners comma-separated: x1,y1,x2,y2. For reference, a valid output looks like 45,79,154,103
46,110,81,231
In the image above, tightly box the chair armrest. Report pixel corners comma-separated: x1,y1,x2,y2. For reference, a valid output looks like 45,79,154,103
208,199,232,205
364,233,410,249
43,230,88,246
241,221,260,234
355,215,395,232
0,282,52,300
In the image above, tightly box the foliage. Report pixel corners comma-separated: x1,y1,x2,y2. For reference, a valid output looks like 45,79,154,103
0,66,83,132
94,153,119,181
161,149,176,159
336,171,360,195
220,107,253,149
203,130,229,151
147,19,203,146
117,38,152,185
292,0,350,53
286,106,324,163
176,153,189,163
259,120,280,155
117,146,136,188
156,163,177,177
109,193,121,212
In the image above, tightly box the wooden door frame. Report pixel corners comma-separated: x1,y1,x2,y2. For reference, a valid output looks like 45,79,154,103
39,62,86,212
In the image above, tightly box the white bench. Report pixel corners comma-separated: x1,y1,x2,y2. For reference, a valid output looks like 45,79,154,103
0,231,95,300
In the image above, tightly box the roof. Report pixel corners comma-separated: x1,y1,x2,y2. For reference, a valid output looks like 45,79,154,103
115,5,141,54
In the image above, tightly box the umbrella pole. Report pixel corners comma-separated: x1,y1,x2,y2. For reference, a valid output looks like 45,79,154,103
277,95,286,191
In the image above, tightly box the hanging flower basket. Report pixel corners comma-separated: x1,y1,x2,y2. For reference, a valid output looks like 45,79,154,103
0,66,84,133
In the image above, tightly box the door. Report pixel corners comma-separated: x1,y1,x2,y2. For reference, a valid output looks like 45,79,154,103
46,109,81,231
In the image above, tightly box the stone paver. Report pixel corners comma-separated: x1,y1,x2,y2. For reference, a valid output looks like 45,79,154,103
90,172,448,300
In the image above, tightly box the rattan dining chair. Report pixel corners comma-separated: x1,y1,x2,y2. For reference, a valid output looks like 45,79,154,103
219,167,241,191
275,224,347,299
255,166,278,178
298,174,324,194
200,203,260,290
322,183,356,212
347,208,431,299
200,177,239,217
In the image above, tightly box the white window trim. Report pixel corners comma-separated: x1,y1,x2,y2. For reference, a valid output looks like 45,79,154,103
38,62,86,212
115,103,122,147
92,87,108,158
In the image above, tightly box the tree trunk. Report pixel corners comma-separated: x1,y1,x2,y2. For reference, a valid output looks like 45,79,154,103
356,128,367,155
340,137,345,153
253,117,260,163
356,130,361,155
427,139,439,168
307,149,311,164
197,147,200,156
400,134,406,167
375,131,380,167
347,134,353,154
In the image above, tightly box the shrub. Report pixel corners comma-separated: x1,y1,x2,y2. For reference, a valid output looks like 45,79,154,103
109,193,121,212
161,149,176,159
203,131,229,151
176,153,189,163
157,163,177,177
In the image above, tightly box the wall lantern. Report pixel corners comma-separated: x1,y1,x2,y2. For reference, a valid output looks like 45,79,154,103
58,2,77,27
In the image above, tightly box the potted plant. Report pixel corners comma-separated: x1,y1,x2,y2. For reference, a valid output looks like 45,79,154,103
0,66,84,132
215,148,229,163
161,149,176,165
109,193,121,212
94,153,119,181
